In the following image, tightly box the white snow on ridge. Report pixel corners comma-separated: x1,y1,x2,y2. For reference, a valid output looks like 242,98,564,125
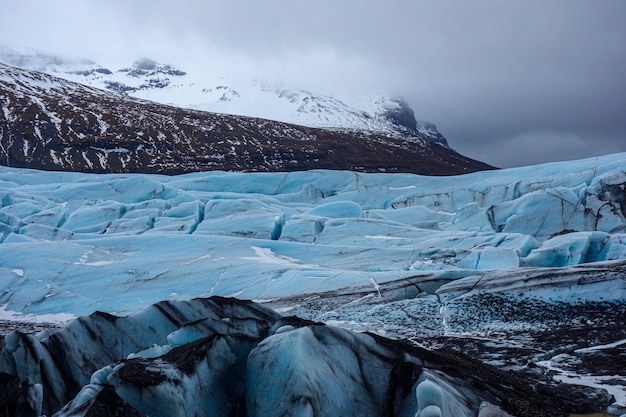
0,46,442,141
537,358,626,408
575,338,626,353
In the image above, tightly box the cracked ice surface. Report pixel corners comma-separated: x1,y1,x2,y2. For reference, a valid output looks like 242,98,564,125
0,153,625,318
1,154,626,415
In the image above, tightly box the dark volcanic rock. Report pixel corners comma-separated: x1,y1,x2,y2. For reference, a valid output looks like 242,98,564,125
1,296,608,417
0,372,20,417
54,385,146,417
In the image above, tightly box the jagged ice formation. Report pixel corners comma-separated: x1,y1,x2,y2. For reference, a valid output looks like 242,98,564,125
0,153,625,416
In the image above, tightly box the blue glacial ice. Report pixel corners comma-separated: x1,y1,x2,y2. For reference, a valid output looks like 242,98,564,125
0,153,625,318
1,154,626,416
2,297,503,417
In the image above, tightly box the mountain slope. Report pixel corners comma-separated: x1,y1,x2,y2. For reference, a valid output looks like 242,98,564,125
0,47,449,144
0,63,493,175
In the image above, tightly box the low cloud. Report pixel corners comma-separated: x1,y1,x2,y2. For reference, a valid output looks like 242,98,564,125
453,131,624,168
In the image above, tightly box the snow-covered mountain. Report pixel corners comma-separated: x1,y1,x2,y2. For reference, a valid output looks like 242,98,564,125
0,46,448,145
0,62,491,175
1,154,625,416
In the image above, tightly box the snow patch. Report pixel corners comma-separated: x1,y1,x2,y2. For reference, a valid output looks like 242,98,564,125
241,246,319,268
0,304,76,323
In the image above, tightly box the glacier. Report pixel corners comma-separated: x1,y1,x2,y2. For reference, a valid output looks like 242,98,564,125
1,153,626,416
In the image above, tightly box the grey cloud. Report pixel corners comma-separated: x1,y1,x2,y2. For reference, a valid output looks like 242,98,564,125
1,0,625,167
455,131,626,168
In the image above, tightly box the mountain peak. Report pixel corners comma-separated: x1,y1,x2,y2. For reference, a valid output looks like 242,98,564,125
119,58,187,78
0,63,492,174
0,45,449,146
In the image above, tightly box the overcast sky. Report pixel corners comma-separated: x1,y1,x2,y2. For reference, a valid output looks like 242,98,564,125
2,0,625,168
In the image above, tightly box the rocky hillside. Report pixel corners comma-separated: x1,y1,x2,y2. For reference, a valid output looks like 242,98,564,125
0,47,450,145
0,63,493,175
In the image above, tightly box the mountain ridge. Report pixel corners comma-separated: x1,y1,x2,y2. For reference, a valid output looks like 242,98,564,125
0,62,494,175
0,46,449,146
